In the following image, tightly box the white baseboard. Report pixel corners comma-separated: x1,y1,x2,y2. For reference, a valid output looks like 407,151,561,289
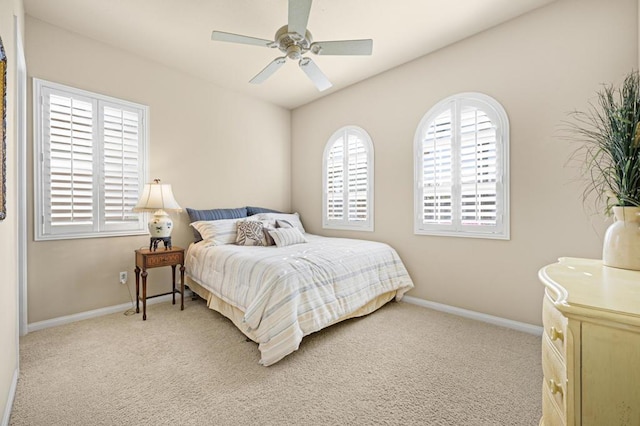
27,293,185,333
26,292,540,337
2,367,18,426
402,295,543,336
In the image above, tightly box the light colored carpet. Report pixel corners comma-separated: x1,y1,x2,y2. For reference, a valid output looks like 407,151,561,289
10,298,542,425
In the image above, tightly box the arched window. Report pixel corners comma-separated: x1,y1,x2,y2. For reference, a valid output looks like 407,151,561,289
323,126,374,231
414,93,509,239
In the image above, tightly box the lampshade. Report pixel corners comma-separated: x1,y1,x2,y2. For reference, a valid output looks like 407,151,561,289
133,180,182,212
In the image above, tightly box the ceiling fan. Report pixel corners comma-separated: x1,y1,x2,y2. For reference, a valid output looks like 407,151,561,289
211,0,373,91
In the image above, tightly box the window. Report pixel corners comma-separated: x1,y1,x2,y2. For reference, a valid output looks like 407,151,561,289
34,79,149,240
414,93,509,239
323,126,374,231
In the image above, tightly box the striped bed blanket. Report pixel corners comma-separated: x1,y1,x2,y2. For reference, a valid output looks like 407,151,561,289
186,234,414,366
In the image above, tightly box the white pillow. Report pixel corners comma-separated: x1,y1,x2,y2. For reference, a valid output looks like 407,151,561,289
254,212,306,234
190,218,239,245
268,227,308,247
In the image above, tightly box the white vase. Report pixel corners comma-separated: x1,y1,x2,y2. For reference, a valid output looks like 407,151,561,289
602,206,640,270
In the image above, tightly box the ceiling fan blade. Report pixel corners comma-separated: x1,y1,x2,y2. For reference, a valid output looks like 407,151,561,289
288,0,312,39
211,31,273,48
298,57,332,91
250,57,287,84
310,39,373,55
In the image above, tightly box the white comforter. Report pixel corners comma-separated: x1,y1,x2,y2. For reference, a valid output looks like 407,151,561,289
186,234,414,366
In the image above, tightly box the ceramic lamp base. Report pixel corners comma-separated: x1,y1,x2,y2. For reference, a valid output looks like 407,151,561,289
148,209,173,238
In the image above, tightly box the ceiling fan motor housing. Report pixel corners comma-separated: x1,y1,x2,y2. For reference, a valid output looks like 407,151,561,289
275,25,312,59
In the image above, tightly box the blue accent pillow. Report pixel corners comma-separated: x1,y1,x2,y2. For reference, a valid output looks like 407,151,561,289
246,206,282,216
186,207,248,241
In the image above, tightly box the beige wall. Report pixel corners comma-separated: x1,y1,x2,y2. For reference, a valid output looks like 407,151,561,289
25,17,291,323
0,0,23,421
291,0,638,326
20,1,639,327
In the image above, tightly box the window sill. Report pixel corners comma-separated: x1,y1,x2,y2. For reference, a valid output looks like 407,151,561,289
323,223,374,232
414,228,510,240
35,229,148,242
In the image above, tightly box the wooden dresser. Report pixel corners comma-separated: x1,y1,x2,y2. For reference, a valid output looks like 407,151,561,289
538,257,640,426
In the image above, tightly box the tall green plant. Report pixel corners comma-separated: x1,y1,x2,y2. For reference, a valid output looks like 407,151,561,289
569,71,640,214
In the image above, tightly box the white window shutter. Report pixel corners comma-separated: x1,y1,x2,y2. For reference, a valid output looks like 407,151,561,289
323,126,374,231
326,137,344,221
347,134,368,222
459,106,498,228
44,91,96,235
421,108,453,227
35,79,148,240
102,105,144,231
414,93,509,239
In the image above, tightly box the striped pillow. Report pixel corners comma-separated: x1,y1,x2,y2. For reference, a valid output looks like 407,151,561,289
190,218,239,245
263,226,277,246
186,207,248,241
268,227,308,247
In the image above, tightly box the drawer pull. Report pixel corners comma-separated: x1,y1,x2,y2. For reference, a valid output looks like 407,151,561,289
549,326,564,342
549,379,564,398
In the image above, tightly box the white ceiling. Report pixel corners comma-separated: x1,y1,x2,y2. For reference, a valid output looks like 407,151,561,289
24,0,554,110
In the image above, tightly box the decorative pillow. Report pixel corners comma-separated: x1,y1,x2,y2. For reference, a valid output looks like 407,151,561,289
190,218,240,245
246,206,282,216
186,207,248,242
263,226,277,246
276,219,293,229
255,212,306,234
268,227,308,247
236,221,266,246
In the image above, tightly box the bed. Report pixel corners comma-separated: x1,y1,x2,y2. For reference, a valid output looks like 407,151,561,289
184,207,414,366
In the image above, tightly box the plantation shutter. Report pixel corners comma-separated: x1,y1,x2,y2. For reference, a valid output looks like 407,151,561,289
44,91,96,234
102,105,143,230
421,108,453,226
347,133,368,222
326,138,344,221
415,93,508,239
323,126,374,231
459,106,498,228
36,79,148,240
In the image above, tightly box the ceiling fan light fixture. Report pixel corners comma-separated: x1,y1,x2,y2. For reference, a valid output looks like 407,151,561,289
287,45,302,60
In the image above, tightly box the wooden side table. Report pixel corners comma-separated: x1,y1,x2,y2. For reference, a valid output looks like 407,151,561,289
134,247,185,320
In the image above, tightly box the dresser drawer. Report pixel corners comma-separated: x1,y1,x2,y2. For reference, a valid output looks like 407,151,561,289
542,334,566,415
542,382,566,426
146,252,182,267
542,294,567,358
137,251,184,269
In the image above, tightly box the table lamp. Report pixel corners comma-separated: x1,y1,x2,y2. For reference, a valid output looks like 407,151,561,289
133,179,182,251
